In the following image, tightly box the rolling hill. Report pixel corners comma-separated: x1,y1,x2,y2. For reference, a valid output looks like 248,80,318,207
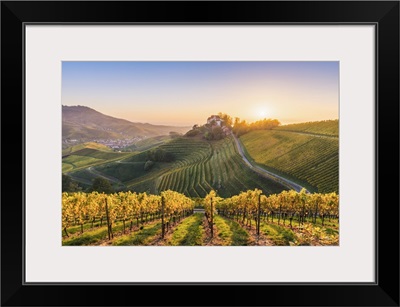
274,119,338,137
239,120,339,193
67,136,288,197
63,117,339,196
62,105,190,143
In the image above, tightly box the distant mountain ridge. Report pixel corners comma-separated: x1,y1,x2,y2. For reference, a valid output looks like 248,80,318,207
62,105,190,143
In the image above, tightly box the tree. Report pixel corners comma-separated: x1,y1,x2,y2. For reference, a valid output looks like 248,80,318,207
185,129,200,137
217,112,233,128
204,131,213,140
233,119,249,137
62,174,82,192
89,177,114,194
169,131,181,138
211,126,224,140
232,116,280,136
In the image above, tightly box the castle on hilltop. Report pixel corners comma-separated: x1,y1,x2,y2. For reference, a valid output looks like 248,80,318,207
206,115,230,136
207,115,223,127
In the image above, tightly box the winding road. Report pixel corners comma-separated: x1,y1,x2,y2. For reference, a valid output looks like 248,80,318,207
231,134,308,193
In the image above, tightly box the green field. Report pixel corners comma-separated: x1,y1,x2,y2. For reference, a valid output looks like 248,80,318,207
62,155,103,172
62,142,133,173
239,128,338,193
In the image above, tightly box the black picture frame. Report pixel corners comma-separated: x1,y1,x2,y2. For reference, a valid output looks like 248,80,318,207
1,1,399,306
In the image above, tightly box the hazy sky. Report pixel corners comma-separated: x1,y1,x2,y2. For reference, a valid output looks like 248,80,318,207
62,61,339,126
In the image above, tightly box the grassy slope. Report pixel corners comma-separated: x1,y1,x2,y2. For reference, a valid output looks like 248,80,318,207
239,125,339,193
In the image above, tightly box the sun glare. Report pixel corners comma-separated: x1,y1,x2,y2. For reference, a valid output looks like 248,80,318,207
255,107,268,119
259,110,267,118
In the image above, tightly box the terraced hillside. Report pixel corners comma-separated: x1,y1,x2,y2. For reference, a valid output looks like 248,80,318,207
154,137,286,197
239,124,339,193
72,136,287,197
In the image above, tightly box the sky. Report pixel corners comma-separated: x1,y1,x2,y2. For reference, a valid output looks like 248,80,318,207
62,61,339,126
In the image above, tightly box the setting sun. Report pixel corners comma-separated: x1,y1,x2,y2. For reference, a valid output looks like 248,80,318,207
250,105,270,121
258,108,268,119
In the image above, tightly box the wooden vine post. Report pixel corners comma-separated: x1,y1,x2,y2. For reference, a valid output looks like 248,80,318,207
105,197,111,240
161,195,165,239
256,193,261,237
210,197,214,238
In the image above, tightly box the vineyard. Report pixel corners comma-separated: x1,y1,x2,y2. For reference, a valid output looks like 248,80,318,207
274,119,339,137
62,189,339,246
64,120,339,196
240,129,339,193
69,136,287,197
154,137,286,197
